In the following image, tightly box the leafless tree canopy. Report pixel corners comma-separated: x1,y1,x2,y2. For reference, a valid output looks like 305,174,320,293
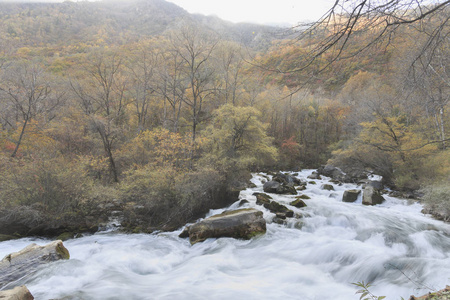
291,0,450,73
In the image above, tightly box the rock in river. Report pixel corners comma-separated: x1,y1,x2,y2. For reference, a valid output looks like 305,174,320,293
342,189,361,203
0,285,34,300
0,240,70,289
186,208,266,245
263,181,297,195
362,186,385,206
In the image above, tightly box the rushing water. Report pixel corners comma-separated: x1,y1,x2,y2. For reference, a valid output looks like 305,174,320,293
1,170,449,300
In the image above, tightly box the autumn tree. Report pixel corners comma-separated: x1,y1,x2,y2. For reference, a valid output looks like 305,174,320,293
201,104,278,173
0,60,64,157
125,40,160,133
291,0,450,74
156,39,188,132
169,24,218,142
70,50,128,183
214,41,246,106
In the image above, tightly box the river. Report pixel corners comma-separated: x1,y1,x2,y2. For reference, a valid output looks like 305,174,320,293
1,170,449,299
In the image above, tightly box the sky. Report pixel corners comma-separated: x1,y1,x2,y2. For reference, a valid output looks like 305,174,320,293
166,0,335,26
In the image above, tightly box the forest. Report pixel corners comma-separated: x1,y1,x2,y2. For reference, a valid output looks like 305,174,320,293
0,0,448,238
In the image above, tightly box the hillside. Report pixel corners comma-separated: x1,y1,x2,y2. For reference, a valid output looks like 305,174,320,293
0,0,278,50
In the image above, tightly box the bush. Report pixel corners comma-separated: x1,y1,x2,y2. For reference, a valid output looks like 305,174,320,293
120,165,238,231
0,156,92,213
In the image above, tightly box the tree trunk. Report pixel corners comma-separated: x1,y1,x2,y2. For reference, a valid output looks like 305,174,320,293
11,114,30,158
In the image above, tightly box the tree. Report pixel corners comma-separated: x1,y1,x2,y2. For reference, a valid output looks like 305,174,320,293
169,24,218,142
201,104,278,173
70,50,128,183
214,41,245,106
156,39,188,133
125,40,159,133
0,60,64,157
290,0,450,73
410,37,449,149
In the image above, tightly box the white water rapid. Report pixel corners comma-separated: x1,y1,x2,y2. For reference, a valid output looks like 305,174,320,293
1,170,449,299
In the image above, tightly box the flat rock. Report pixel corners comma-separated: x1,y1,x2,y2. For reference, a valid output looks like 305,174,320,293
187,208,266,245
0,240,70,289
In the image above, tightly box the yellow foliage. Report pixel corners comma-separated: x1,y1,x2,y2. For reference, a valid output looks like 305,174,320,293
201,104,278,172
11,120,58,157
120,128,203,171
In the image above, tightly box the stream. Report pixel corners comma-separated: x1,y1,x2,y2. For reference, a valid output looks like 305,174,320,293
1,170,449,299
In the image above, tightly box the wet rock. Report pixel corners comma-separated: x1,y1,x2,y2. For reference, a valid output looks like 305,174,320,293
253,193,272,205
290,199,307,208
0,285,34,300
294,221,304,229
187,208,266,245
317,165,348,181
238,199,250,206
362,186,385,205
307,172,321,180
263,181,297,195
275,213,287,219
178,227,190,238
296,186,307,191
272,173,303,186
321,184,335,191
263,201,294,217
296,194,311,200
56,232,75,241
0,240,70,288
309,181,317,185
272,217,286,225
342,189,361,203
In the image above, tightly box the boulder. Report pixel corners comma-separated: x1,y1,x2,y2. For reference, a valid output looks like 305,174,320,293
307,172,321,180
290,199,307,208
0,285,34,300
275,213,287,219
263,201,294,217
263,181,297,195
296,194,311,200
317,165,348,181
357,179,384,190
320,184,335,191
0,240,70,289
187,208,266,244
342,189,361,203
272,173,303,186
362,186,385,206
238,199,249,206
272,216,286,225
253,193,272,205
